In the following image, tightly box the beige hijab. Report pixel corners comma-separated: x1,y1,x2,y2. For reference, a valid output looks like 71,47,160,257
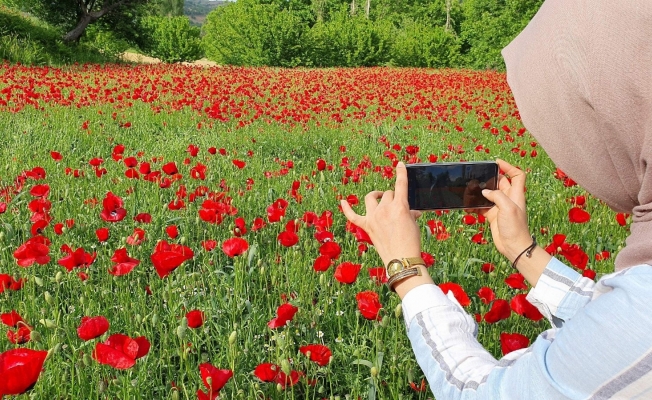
502,0,652,271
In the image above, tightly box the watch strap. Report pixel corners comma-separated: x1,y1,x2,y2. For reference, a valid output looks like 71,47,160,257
387,267,422,292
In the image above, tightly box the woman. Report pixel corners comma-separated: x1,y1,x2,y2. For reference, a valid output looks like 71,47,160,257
341,0,652,398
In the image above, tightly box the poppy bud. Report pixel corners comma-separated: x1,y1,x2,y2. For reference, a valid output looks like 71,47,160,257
80,296,85,305
151,313,159,325
381,316,389,327
55,271,64,283
276,383,283,392
83,353,92,367
180,236,187,245
370,366,378,377
31,330,42,342
44,291,54,304
394,304,402,318
40,319,56,329
229,330,237,345
176,325,187,339
34,276,44,286
0,231,4,241
281,359,291,375
48,343,61,359
171,390,179,400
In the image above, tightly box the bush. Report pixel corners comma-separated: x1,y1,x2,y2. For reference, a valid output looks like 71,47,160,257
83,25,130,59
390,20,460,68
305,11,394,67
202,1,306,67
140,16,202,63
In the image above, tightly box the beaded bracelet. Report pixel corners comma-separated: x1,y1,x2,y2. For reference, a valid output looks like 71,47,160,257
511,235,537,269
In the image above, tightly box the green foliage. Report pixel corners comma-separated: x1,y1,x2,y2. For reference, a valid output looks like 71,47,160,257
203,1,307,67
305,11,394,67
140,16,202,63
460,0,544,69
390,20,460,68
0,4,115,64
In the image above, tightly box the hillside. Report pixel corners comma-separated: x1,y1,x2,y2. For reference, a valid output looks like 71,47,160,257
184,0,228,26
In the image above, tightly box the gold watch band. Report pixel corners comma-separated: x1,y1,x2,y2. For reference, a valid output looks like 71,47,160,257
387,267,422,292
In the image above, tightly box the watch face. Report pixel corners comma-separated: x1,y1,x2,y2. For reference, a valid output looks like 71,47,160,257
387,260,404,277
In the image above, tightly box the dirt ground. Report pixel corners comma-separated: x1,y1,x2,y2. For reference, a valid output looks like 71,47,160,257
120,51,219,67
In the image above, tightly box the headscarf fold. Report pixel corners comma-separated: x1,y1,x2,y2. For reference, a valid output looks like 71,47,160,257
501,0,652,270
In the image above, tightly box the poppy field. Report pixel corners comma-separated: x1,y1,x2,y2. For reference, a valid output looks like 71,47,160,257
0,63,630,399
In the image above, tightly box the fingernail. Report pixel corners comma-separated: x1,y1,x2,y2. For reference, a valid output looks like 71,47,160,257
482,189,490,195
397,161,405,168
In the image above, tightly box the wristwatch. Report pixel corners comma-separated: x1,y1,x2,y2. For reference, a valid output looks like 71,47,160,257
386,257,425,292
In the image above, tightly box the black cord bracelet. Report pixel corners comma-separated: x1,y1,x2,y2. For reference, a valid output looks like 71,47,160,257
511,235,537,269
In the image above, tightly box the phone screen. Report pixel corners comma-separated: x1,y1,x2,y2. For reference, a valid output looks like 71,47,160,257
406,162,498,210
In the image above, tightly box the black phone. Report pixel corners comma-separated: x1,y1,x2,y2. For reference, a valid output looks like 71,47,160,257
406,161,499,210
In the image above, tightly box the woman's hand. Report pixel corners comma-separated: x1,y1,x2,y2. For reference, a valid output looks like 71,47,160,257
479,159,533,263
340,162,422,267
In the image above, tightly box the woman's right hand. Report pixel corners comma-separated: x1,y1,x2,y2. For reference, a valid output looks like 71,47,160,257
479,159,534,263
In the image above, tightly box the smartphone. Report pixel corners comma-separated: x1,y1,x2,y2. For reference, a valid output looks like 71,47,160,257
406,161,498,210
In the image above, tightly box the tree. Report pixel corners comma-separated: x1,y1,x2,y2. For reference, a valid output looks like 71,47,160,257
159,0,184,16
12,0,152,43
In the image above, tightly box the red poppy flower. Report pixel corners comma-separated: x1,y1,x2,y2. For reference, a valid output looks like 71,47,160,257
438,282,471,307
92,333,149,370
233,217,248,236
0,274,25,293
316,159,326,170
134,213,152,223
569,207,591,223
595,251,610,261
334,261,362,284
1,310,26,327
0,202,6,214
314,231,334,243
299,344,332,366
0,348,48,396
368,267,388,284
77,316,110,341
420,251,435,267
615,213,629,227
510,294,544,321
500,332,530,355
471,232,487,244
504,273,527,290
355,291,382,320
319,241,341,259
484,299,511,323
278,231,299,247
13,236,51,267
477,287,496,305
201,240,218,251
126,228,146,246
186,310,205,329
481,263,495,273
100,192,127,223
313,255,332,272
30,220,49,236
197,363,233,399
583,269,597,280
29,184,50,198
462,214,476,225
150,240,194,278
165,225,179,239
275,370,303,389
251,217,267,231
162,162,178,175
50,151,63,161
254,363,280,382
222,237,249,257
567,196,586,207
7,326,32,344
58,245,96,272
108,248,140,276
95,227,110,242
267,303,298,329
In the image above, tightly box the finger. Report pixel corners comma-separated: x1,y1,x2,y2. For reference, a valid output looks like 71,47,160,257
497,175,513,191
381,190,394,203
410,210,422,220
481,189,517,212
364,191,384,213
393,161,409,203
340,200,364,226
496,159,526,206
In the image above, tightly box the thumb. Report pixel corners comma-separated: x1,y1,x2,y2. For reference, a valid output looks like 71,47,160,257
482,189,517,211
340,200,362,225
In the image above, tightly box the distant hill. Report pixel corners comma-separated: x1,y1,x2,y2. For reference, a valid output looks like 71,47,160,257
184,0,228,26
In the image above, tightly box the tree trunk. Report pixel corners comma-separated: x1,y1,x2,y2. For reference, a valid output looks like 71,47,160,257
350,0,356,15
445,0,452,32
365,0,370,18
63,13,94,43
62,0,128,43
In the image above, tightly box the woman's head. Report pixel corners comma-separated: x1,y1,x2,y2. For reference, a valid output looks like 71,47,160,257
501,0,652,269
